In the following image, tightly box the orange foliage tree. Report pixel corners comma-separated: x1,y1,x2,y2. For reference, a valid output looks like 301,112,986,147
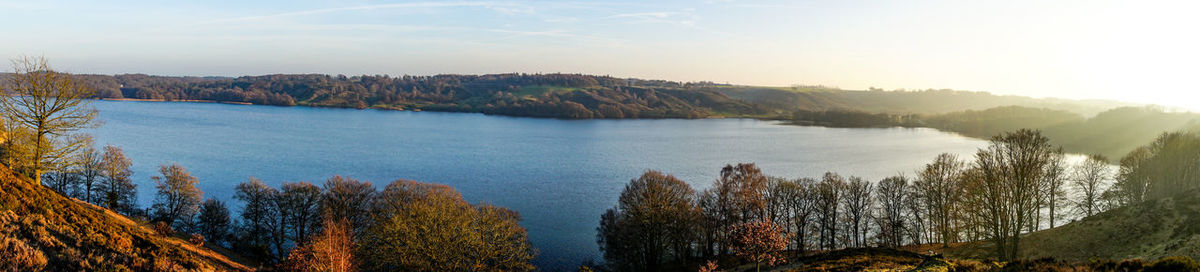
282,216,356,272
731,221,788,272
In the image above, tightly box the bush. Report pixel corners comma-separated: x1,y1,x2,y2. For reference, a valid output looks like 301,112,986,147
951,259,996,272
0,236,48,271
152,221,174,236
1147,256,1200,272
188,234,205,246
1117,259,1146,271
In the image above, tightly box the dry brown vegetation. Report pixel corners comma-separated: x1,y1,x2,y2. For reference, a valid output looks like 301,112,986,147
0,164,250,271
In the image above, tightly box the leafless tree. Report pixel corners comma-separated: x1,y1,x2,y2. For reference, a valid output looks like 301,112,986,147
915,153,965,247
1072,154,1111,217
971,129,1058,260
151,163,204,229
875,175,908,248
815,172,844,250
841,176,873,248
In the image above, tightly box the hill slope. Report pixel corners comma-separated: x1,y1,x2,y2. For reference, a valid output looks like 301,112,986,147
0,165,251,271
715,87,1130,116
947,190,1200,262
63,73,1128,119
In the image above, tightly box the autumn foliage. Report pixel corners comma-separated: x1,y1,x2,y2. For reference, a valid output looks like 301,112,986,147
730,221,788,272
282,217,356,272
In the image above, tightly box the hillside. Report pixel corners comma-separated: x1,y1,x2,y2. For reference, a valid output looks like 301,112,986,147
945,189,1200,262
72,73,768,119
790,106,1200,160
58,73,1128,120
0,165,251,271
716,86,1129,116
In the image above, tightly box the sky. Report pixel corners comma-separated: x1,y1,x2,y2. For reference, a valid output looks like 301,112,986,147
1,0,1198,109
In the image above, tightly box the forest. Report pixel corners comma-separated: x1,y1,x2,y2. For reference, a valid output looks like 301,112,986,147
70,73,766,119
56,72,1126,120
592,128,1200,271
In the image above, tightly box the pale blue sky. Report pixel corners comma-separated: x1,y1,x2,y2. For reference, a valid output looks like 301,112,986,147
1,0,1197,108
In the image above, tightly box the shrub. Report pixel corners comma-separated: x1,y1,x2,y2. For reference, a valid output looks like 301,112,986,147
188,234,205,246
0,236,48,271
1117,259,1146,271
152,221,174,236
951,259,995,272
698,260,719,272
1147,256,1200,272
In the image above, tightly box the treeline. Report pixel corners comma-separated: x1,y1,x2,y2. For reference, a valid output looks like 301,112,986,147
594,128,1200,271
33,159,538,271
791,106,1200,160
70,73,766,119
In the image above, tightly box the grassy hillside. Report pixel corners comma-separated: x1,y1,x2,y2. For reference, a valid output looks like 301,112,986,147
1008,189,1200,262
790,106,1200,160
716,87,1129,116
936,189,1200,265
0,165,251,271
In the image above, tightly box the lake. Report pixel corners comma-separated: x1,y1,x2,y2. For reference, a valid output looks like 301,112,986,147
88,100,993,270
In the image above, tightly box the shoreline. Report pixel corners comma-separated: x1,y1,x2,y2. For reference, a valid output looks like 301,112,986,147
98,98,253,105
93,97,770,120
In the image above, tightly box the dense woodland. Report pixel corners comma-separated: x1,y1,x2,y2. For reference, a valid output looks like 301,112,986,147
593,129,1200,271
55,72,1126,120
70,73,766,119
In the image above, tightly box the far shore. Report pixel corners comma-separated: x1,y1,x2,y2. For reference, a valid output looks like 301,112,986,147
98,98,253,105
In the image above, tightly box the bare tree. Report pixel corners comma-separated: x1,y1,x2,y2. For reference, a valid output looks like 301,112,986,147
915,153,965,247
278,181,322,242
77,146,103,203
597,170,698,271
1072,154,1111,217
904,183,928,246
815,172,844,250
841,176,873,248
151,163,204,229
707,163,770,254
0,56,98,184
875,175,908,248
789,178,819,253
99,145,135,214
234,177,279,259
195,198,232,246
1107,147,1152,207
1042,151,1067,229
320,175,376,235
971,129,1057,260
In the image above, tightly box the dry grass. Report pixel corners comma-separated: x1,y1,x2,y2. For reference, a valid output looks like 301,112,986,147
0,165,252,271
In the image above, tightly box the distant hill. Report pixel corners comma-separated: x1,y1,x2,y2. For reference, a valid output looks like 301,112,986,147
790,106,1200,160
57,73,1129,119
0,165,251,271
946,189,1200,263
714,86,1130,116
72,74,768,119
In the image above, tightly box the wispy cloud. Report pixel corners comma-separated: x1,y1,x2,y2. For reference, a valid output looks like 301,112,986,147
608,11,700,28
190,1,518,25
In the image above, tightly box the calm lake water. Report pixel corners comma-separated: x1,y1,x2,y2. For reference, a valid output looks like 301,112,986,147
88,100,993,270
